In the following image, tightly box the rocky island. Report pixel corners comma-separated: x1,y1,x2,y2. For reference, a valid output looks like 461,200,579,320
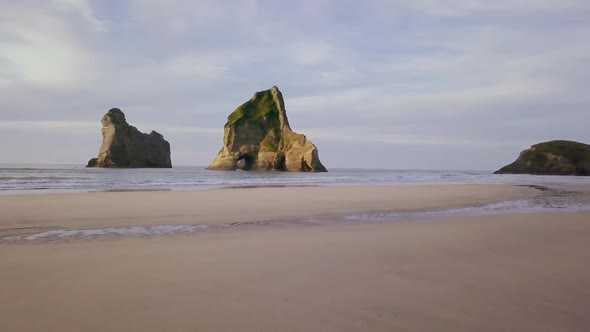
495,140,589,175
208,86,327,172
86,108,172,168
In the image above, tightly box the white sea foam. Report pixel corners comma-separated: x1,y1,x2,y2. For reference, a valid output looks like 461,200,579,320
3,224,210,241
345,196,590,221
4,196,588,242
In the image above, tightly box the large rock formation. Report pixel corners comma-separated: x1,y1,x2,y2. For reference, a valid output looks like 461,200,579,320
208,86,327,172
87,108,172,168
495,140,589,175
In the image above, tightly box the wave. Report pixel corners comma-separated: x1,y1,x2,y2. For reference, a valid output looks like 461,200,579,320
1,166,590,194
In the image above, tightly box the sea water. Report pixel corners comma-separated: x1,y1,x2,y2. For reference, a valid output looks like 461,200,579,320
1,164,589,194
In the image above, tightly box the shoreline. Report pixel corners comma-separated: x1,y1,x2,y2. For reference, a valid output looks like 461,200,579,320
3,206,588,244
0,181,522,196
0,184,538,238
2,183,590,243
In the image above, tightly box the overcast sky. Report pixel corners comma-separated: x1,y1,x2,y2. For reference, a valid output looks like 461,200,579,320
1,0,589,170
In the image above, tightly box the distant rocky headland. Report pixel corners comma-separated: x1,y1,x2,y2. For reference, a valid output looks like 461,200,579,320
86,108,171,168
495,140,589,176
208,86,327,172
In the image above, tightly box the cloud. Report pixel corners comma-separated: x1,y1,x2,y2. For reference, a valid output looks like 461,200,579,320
288,78,551,119
288,42,336,66
157,126,220,135
0,17,82,86
162,50,257,78
51,0,107,32
0,120,99,132
0,1,104,86
303,127,531,148
0,0,589,167
162,54,231,78
0,120,219,136
372,0,590,17
127,0,260,34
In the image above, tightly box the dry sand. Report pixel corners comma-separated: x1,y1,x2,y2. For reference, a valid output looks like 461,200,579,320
1,185,589,331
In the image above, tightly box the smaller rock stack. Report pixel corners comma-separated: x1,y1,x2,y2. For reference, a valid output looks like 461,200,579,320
86,108,172,168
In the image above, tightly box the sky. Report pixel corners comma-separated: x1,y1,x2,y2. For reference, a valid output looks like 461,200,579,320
1,0,589,170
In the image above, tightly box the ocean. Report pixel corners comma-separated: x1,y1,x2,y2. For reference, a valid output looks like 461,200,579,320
1,164,589,194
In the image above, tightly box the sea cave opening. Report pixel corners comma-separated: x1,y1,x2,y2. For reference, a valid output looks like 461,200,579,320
236,153,255,171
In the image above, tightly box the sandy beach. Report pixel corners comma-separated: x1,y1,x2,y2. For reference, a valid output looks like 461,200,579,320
1,185,589,331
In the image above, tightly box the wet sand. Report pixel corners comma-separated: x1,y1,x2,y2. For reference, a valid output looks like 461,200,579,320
0,184,535,234
1,185,589,331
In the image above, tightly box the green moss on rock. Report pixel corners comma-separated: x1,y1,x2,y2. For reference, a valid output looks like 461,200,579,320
521,150,548,168
495,140,590,176
226,89,278,127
